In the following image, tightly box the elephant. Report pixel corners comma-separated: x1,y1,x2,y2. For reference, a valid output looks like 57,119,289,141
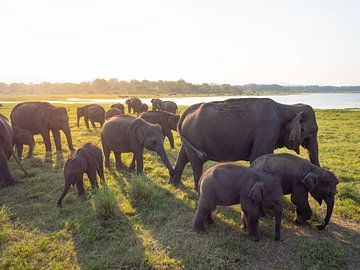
111,103,125,114
0,114,29,187
10,102,74,153
125,97,143,114
12,126,35,159
250,153,339,230
171,98,320,190
101,115,174,176
105,108,124,120
141,103,149,113
56,142,104,207
194,163,283,241
151,98,177,114
139,111,180,149
77,104,105,129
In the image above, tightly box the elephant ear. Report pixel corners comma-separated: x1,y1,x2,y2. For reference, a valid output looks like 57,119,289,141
129,119,145,144
301,172,319,192
248,181,265,204
289,112,303,142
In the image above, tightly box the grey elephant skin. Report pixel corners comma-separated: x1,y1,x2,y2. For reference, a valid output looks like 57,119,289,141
111,103,125,114
151,98,178,114
10,102,74,153
195,163,283,241
101,115,174,176
57,142,105,207
77,104,105,129
251,153,339,230
139,111,180,149
125,97,145,114
0,114,29,187
12,126,35,159
172,98,320,190
105,108,124,120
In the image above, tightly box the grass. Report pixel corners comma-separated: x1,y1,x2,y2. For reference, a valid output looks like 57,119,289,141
0,102,359,269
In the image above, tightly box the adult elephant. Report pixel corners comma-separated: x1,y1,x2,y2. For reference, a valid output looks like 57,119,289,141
125,97,143,114
77,104,105,129
171,98,320,190
151,99,177,114
10,102,74,153
101,115,174,176
139,111,180,149
0,114,29,187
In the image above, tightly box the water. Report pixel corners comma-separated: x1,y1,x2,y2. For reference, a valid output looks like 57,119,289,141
1,93,360,109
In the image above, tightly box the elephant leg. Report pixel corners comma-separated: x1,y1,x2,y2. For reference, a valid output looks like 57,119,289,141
114,151,123,170
273,204,283,241
16,143,23,160
194,207,210,233
242,210,247,232
129,155,136,172
90,120,96,129
167,131,175,149
135,150,144,175
52,129,62,151
56,182,71,207
76,178,86,198
28,141,34,158
102,141,111,168
206,212,214,225
41,131,52,152
84,116,90,129
96,157,105,182
291,189,312,224
249,137,276,163
87,169,99,189
246,212,260,242
172,145,189,186
0,148,15,187
187,151,204,192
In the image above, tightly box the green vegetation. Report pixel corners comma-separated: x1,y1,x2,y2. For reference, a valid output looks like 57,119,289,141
0,102,359,269
1,79,360,96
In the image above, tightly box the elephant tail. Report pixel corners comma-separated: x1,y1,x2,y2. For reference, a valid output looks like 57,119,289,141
177,103,208,161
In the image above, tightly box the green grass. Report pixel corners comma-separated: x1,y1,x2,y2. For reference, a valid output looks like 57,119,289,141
0,102,359,269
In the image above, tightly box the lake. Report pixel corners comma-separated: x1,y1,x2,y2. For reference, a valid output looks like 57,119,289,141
1,93,360,109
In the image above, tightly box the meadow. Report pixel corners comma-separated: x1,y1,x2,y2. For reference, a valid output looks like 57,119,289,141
0,101,359,269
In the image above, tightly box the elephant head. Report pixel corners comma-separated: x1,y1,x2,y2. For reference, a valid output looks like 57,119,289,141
168,114,180,131
12,126,34,147
151,98,162,111
282,104,320,166
129,119,174,175
42,106,74,151
301,169,339,230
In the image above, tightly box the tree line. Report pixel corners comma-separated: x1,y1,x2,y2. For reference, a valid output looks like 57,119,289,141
0,79,359,95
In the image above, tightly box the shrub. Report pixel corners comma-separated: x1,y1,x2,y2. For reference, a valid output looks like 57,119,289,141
92,186,117,221
128,177,157,208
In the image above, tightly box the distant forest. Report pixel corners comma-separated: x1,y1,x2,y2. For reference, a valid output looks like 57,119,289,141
0,79,359,95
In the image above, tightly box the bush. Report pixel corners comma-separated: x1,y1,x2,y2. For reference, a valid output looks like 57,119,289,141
92,186,117,221
128,177,158,208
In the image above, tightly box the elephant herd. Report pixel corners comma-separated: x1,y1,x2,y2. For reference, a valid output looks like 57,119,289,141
0,97,339,242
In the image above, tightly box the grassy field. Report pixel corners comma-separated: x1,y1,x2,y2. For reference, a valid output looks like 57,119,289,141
0,102,359,269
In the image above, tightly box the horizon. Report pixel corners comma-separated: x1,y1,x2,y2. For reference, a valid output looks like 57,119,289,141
1,0,359,86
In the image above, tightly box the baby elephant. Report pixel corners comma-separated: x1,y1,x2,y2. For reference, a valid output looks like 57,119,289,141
12,126,35,159
57,142,105,207
194,163,283,241
251,153,339,230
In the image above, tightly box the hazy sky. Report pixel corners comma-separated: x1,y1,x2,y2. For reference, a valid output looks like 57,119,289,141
0,0,359,85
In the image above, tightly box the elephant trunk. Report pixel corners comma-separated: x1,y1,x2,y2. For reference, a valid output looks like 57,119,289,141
303,135,320,167
63,125,74,151
317,196,334,230
157,146,174,177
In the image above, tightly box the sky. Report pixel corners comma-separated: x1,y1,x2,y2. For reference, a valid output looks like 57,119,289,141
0,0,359,86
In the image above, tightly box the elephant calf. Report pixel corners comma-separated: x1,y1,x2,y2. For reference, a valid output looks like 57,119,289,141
57,142,105,207
77,104,105,129
195,163,283,241
105,108,124,120
139,111,180,149
12,126,35,159
251,153,339,230
101,115,174,176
